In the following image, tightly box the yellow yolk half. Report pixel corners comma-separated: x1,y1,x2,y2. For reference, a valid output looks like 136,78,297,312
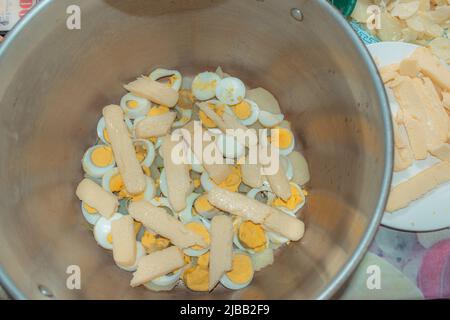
271,128,293,149
232,100,252,120
134,144,148,163
148,105,170,117
83,203,97,214
193,178,201,188
183,265,209,292
110,174,124,193
178,89,195,109
149,137,158,144
90,146,113,167
142,165,151,177
156,237,170,250
238,221,266,252
185,222,210,250
226,254,253,285
141,231,156,252
194,195,214,214
218,166,241,192
199,103,225,128
272,184,303,210
126,100,139,109
197,252,210,268
103,128,110,143
107,233,113,244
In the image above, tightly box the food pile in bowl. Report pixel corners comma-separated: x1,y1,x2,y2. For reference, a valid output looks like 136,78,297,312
75,67,310,292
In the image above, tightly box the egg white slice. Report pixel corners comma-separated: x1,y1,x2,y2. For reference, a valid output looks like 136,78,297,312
183,218,211,257
133,139,156,168
216,77,246,106
280,155,293,181
116,241,145,272
120,93,151,119
192,72,221,101
216,133,245,160
200,171,216,192
179,193,201,223
270,182,305,215
146,268,183,290
258,111,284,128
149,68,182,91
220,251,254,290
93,213,123,250
81,202,101,225
82,145,116,178
97,116,133,145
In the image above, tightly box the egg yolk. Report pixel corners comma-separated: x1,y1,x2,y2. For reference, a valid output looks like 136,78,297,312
148,105,170,117
178,89,195,109
135,144,148,162
141,231,156,252
103,128,110,143
156,237,170,250
134,222,142,236
91,146,114,167
142,165,151,177
271,128,293,149
183,265,209,292
185,222,210,250
199,103,225,128
83,203,97,214
149,137,158,144
107,233,113,244
193,178,201,189
126,100,139,109
193,79,218,91
109,174,124,193
218,166,241,192
226,254,253,285
238,221,266,252
184,255,192,265
194,195,214,214
232,100,252,120
197,252,210,268
272,185,303,210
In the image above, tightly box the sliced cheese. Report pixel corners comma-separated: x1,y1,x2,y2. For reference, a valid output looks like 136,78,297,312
209,215,233,291
135,112,177,138
130,246,184,287
103,105,146,194
128,200,206,248
76,178,118,218
124,76,179,107
161,135,192,212
386,161,450,212
111,215,136,267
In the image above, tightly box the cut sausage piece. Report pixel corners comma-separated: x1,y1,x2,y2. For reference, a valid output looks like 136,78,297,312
208,186,270,223
209,215,233,291
124,76,179,107
265,163,292,201
130,246,184,287
161,135,192,212
240,161,264,188
111,215,136,267
135,112,177,138
207,186,304,240
76,179,118,218
386,161,450,212
128,200,206,248
183,121,233,184
103,105,146,195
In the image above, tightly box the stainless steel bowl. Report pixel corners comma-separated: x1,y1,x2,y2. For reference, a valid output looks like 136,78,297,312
0,0,392,299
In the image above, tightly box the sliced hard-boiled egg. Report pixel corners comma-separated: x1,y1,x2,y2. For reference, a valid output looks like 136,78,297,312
149,68,182,91
149,195,174,211
216,77,246,105
140,230,171,253
258,110,284,128
200,166,241,192
81,202,101,225
192,72,221,101
270,182,305,215
133,139,155,168
172,106,192,128
246,184,276,205
179,193,201,223
102,168,155,201
230,99,259,126
82,145,115,178
220,251,254,290
280,155,293,181
97,116,133,145
216,133,245,159
193,194,220,219
116,241,145,272
270,127,295,156
93,213,123,250
183,264,209,292
144,268,183,292
198,99,226,128
233,220,268,254
120,93,151,119
251,248,274,272
178,89,195,109
183,219,211,257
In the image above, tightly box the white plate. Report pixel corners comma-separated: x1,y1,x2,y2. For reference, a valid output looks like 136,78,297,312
368,42,450,232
